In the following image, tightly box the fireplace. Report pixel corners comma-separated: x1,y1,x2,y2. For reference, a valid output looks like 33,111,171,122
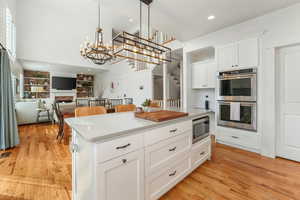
55,96,74,103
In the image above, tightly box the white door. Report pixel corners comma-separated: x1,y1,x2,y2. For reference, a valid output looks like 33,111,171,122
277,45,300,162
237,38,259,68
217,44,237,71
97,150,145,200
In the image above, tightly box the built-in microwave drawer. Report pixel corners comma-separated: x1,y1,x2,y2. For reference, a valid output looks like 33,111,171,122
144,120,192,147
145,133,192,175
96,134,144,163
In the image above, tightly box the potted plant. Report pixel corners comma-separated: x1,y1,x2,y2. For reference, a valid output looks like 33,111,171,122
142,99,151,112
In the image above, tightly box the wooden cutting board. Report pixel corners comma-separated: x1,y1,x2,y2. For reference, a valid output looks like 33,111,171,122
135,110,189,122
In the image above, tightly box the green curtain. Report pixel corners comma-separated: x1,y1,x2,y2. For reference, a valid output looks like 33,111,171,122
0,49,19,150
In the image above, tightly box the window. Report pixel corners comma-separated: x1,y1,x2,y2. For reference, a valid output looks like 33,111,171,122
4,8,16,60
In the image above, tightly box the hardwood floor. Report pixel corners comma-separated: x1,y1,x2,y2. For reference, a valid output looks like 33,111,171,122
1,123,300,200
0,124,71,200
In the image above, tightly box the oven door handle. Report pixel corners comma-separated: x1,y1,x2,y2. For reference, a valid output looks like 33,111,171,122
218,74,256,80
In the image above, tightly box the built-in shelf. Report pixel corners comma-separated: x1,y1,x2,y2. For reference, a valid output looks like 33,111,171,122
76,74,94,98
23,70,50,99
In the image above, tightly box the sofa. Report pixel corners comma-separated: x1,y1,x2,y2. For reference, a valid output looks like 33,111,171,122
15,99,53,125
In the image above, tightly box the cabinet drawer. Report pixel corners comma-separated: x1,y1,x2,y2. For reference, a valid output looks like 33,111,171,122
96,134,143,163
216,128,260,150
145,133,192,175
146,155,191,200
191,138,211,168
145,120,192,146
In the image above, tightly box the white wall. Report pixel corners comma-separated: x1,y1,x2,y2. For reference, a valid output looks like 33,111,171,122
191,89,215,111
16,0,110,70
94,61,153,107
183,3,300,158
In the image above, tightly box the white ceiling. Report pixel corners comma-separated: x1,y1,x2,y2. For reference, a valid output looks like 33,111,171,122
101,0,300,41
17,0,300,74
29,0,300,42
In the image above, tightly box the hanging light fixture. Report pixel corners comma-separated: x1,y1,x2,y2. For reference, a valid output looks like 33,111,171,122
112,0,172,68
80,0,113,65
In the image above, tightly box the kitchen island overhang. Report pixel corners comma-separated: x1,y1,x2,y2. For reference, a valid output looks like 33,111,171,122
66,108,212,200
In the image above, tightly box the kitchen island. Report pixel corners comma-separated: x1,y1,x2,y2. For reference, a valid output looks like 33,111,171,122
66,108,212,200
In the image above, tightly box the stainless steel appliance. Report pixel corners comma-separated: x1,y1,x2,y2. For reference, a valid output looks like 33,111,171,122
217,68,257,102
192,116,210,144
216,101,257,131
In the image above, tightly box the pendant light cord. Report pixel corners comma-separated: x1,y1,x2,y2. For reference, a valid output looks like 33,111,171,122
148,3,150,40
140,1,142,37
98,0,101,29
140,0,151,39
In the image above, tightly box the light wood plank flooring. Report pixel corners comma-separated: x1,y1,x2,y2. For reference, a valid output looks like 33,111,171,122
0,123,300,200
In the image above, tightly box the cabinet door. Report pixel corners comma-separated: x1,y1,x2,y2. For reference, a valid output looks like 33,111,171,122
217,44,237,71
192,63,208,89
97,150,145,200
238,38,259,67
206,63,217,88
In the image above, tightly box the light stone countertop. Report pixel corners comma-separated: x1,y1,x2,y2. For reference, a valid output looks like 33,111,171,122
65,107,212,142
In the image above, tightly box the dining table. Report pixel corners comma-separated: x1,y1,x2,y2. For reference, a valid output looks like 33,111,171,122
59,102,115,144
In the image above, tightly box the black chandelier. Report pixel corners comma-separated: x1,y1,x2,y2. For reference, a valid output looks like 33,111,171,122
80,0,113,65
112,0,171,67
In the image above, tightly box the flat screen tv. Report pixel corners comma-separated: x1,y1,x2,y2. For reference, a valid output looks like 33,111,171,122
52,77,76,90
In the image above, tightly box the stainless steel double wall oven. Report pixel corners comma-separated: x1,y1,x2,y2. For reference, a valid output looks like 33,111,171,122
217,68,257,131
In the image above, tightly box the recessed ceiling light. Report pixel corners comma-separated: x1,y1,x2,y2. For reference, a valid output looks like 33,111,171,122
129,18,134,23
208,15,215,20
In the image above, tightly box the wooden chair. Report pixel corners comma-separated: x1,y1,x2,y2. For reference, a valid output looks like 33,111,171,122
115,104,136,113
124,98,133,104
89,99,106,107
52,101,64,141
75,106,107,117
76,98,89,107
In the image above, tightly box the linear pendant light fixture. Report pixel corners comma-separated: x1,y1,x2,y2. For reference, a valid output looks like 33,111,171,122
112,0,172,67
80,0,113,65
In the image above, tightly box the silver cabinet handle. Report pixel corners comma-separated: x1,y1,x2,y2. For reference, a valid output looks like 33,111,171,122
169,147,177,152
169,170,177,177
169,128,178,133
231,136,239,139
200,151,205,156
122,159,127,164
116,143,131,150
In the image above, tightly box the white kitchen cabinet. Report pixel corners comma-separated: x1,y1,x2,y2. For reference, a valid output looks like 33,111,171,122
217,44,238,71
237,38,259,68
217,38,259,71
192,61,217,89
97,149,145,200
